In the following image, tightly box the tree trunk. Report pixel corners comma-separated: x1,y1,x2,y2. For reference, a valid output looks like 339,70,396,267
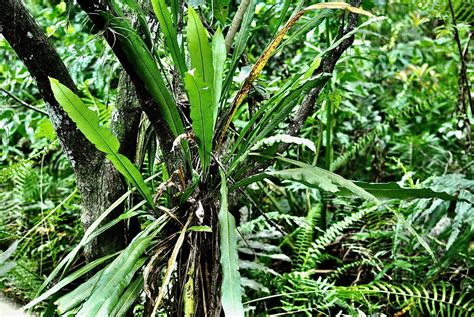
0,0,133,260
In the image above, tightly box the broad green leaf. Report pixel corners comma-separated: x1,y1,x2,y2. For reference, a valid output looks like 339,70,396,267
184,71,213,174
187,7,214,86
212,27,226,125
230,162,438,261
50,79,154,208
219,169,244,317
348,182,457,201
55,267,104,314
107,153,153,207
232,164,457,203
109,275,144,317
231,162,376,202
50,78,119,154
268,167,376,202
151,0,187,77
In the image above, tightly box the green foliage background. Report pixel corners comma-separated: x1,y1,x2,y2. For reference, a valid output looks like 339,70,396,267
0,0,472,315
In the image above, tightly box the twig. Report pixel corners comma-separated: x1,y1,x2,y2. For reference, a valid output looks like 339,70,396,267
448,0,473,115
241,0,363,179
1,88,49,115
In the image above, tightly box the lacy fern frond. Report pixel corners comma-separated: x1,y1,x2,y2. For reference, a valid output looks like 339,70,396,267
330,128,381,172
341,282,474,316
303,206,375,269
294,203,321,270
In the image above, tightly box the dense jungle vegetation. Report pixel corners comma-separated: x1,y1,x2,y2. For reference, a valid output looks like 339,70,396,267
0,0,473,316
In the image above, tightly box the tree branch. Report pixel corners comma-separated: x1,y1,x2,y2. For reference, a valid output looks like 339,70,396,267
0,88,49,115
225,0,251,52
239,0,362,180
76,0,177,156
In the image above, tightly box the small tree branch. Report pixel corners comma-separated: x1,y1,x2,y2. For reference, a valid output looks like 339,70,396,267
0,88,49,115
448,0,473,116
76,0,177,156
225,0,251,52
238,0,362,180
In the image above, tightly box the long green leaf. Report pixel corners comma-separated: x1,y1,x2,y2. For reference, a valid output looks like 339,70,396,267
212,27,226,126
50,78,118,154
184,71,213,174
55,267,105,314
232,164,457,202
24,253,117,309
219,169,244,316
268,166,376,202
102,13,185,139
32,182,160,305
109,275,144,317
151,0,187,77
349,182,457,201
107,153,153,206
50,78,154,208
33,191,135,300
187,6,214,86
233,159,438,262
76,222,160,316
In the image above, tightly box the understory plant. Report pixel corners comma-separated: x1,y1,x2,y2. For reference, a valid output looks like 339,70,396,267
1,0,472,316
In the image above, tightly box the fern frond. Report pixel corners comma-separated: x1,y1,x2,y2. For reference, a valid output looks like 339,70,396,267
304,206,376,269
0,141,58,184
0,160,34,184
341,282,474,316
387,100,432,123
294,203,321,270
330,128,381,172
327,259,375,282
